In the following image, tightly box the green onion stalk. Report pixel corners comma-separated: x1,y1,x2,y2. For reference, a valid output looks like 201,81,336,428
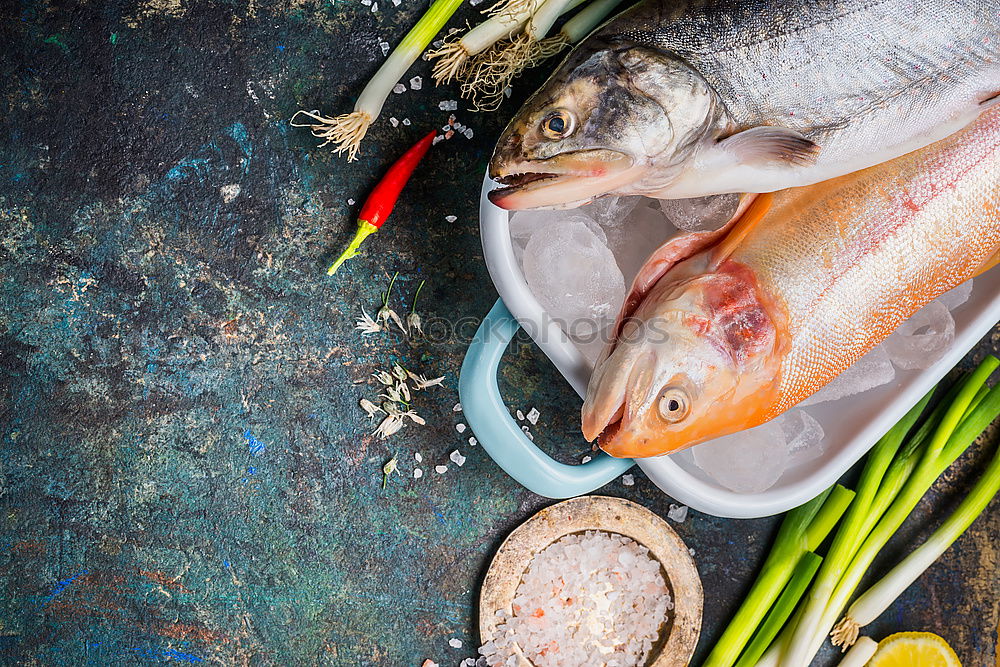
781,357,1000,666
291,0,464,161
700,485,854,667
831,417,1000,649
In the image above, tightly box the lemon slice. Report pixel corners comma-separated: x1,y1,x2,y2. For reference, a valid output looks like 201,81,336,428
867,632,962,667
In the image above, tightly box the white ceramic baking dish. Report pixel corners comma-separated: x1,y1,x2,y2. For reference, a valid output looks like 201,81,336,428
459,176,1000,518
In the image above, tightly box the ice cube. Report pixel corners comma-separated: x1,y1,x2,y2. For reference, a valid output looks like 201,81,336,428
659,194,739,232
520,219,625,363
936,279,973,310
692,418,788,493
602,203,677,286
580,195,642,228
780,409,825,465
801,344,896,406
884,299,955,370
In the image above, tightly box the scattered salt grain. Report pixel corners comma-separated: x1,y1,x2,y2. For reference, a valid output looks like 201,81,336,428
432,135,444,146
389,117,399,127
347,198,355,206
520,425,533,441
450,450,466,467
445,215,457,222
453,402,463,412
379,40,389,55
402,118,411,126
516,409,525,421
435,465,448,474
667,504,688,523
371,1,377,11
468,436,478,447
526,407,539,425
439,100,459,111
413,468,423,479
581,455,592,464
409,76,422,90
689,548,696,556
414,452,422,463
449,638,463,649
477,531,671,667
463,128,474,139
456,423,467,433
469,0,484,5
393,83,406,94
622,474,635,486
442,124,451,132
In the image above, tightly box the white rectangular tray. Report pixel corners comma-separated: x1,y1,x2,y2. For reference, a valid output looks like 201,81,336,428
479,176,1000,518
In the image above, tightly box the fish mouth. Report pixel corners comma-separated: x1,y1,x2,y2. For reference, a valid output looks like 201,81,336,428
488,149,638,210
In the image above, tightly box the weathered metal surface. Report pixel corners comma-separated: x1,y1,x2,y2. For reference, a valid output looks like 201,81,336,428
0,1,996,665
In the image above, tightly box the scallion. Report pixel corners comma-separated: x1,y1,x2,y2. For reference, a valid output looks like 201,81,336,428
836,636,879,667
291,0,464,161
832,405,1000,649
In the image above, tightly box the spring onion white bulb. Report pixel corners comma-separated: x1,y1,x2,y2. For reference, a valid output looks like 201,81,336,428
836,636,878,667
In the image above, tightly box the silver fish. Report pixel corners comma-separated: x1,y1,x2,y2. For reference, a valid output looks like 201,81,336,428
488,0,1000,209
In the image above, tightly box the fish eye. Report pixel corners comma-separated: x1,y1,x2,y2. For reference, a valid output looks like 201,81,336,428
541,109,575,139
657,387,690,424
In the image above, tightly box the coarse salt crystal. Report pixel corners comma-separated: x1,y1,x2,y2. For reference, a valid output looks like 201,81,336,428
622,474,635,486
450,450,466,467
370,1,377,10
445,215,457,222
402,118,411,126
526,407,539,425
449,638,463,648
432,135,444,146
409,76,422,90
347,198,355,205
516,410,525,421
414,452,422,463
581,455,592,464
389,117,399,127
413,468,423,479
667,503,689,523
463,128,474,139
393,83,406,94
435,465,448,474
379,41,390,55
453,402,463,412
456,423,466,433
439,100,459,111
520,425,533,441
468,436,477,447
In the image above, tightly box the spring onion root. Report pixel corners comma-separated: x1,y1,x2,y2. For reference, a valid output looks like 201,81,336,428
458,0,590,108
291,0,463,160
427,7,533,84
832,434,1000,649
836,636,879,667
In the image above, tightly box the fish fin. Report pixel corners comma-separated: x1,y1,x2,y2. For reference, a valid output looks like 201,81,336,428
718,126,821,167
710,192,774,267
980,91,1000,109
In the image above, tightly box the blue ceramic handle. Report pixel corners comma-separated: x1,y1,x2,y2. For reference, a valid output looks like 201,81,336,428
459,299,635,498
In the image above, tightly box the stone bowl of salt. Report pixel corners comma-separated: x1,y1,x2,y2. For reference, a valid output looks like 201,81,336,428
478,496,702,667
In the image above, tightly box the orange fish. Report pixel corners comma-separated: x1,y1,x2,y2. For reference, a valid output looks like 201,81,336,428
582,109,1000,459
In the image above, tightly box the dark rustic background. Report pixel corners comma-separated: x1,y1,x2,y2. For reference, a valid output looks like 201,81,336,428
1,1,997,665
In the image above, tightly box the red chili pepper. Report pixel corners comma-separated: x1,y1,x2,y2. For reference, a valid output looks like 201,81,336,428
328,129,437,275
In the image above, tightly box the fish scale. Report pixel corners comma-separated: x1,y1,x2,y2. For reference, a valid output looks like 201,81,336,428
737,109,1000,414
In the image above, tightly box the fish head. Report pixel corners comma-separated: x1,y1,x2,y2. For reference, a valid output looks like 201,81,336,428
488,43,720,210
582,259,786,458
